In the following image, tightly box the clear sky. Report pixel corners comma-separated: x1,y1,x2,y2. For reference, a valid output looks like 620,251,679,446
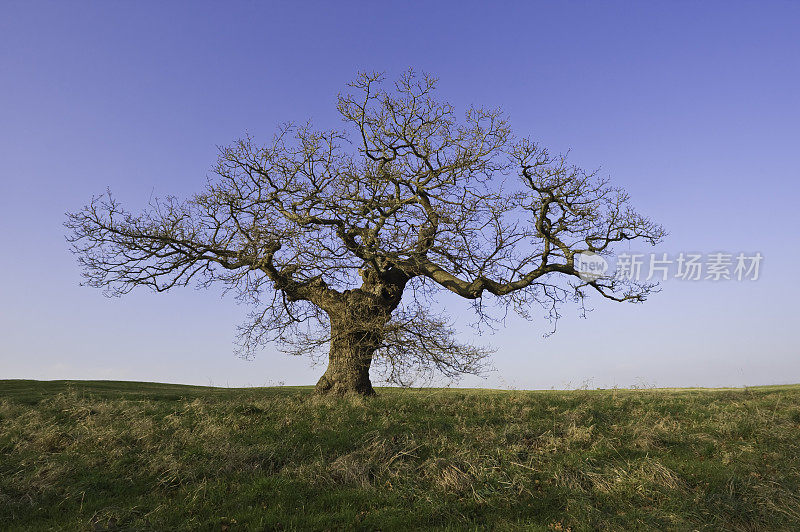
1,1,798,389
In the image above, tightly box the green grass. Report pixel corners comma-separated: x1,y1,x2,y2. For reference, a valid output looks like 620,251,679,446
2,380,800,530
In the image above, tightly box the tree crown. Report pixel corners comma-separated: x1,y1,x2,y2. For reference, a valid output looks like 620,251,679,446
67,70,665,385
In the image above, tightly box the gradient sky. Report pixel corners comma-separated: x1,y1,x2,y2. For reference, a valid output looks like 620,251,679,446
1,1,798,389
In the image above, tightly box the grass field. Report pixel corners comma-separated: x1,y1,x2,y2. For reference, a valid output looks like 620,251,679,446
2,380,800,530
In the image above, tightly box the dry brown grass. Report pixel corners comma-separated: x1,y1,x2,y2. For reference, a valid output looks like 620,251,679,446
2,381,800,530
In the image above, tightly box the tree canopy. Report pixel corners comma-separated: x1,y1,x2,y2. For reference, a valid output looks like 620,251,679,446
67,70,665,394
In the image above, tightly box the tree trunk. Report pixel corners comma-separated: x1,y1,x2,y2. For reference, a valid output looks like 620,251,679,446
314,271,407,396
314,338,376,396
314,308,384,396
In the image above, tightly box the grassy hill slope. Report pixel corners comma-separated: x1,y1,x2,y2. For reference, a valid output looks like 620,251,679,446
2,380,799,530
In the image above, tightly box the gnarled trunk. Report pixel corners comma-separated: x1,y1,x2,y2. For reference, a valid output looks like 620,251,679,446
315,298,389,396
314,338,376,396
314,274,406,396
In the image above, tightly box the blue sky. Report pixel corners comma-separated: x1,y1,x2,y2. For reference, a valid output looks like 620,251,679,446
1,1,798,389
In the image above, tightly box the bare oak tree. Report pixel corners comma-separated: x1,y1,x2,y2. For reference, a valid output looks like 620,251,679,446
66,70,665,396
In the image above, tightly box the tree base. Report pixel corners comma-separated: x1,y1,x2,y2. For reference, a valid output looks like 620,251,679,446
314,374,375,397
